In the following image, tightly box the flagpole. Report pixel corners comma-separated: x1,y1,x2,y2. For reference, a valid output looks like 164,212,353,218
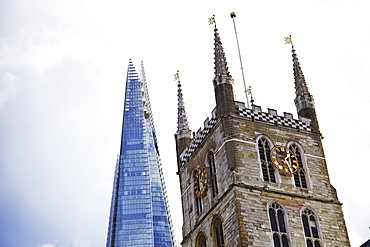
230,12,250,108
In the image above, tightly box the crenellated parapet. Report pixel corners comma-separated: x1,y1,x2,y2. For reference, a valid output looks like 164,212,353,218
236,102,311,131
180,115,218,165
179,101,312,166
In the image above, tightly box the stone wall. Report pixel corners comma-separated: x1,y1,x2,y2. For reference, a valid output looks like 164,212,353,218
178,110,350,246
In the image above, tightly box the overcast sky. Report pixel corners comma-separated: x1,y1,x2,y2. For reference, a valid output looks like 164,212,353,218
0,0,369,246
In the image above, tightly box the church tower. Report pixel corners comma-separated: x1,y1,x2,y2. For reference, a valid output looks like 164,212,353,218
106,60,174,247
175,18,350,247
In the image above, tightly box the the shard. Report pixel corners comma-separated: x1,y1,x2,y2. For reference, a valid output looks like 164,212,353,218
106,60,174,247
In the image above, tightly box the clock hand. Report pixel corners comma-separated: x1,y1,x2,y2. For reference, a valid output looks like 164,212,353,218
283,154,293,173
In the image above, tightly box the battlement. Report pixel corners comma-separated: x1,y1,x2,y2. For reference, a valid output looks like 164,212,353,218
236,102,311,132
179,103,311,166
180,115,217,165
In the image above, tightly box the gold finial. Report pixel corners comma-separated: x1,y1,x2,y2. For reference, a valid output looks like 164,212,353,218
208,14,216,25
230,12,236,18
174,70,180,81
247,86,255,105
247,86,252,95
285,35,292,44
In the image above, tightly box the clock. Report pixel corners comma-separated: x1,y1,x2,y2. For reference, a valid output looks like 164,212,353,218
194,166,208,198
270,145,299,174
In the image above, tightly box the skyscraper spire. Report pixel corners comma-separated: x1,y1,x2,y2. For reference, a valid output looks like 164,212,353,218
285,35,320,133
209,15,236,116
106,60,174,247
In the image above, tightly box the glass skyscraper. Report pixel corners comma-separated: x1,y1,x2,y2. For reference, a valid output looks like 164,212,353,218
106,60,174,247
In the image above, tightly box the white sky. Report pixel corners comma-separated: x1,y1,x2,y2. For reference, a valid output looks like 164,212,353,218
0,0,369,246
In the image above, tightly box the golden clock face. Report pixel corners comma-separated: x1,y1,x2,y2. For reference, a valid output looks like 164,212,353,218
270,145,299,174
194,166,208,198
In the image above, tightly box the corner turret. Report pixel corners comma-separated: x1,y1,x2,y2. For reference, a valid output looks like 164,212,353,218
209,15,236,117
286,36,320,133
174,70,192,169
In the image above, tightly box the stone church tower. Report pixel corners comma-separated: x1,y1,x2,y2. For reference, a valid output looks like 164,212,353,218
174,21,350,247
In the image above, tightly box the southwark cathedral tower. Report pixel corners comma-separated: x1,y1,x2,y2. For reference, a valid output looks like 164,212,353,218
175,19,351,247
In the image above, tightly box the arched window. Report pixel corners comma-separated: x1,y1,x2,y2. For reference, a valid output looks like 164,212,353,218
212,216,225,247
301,208,322,247
195,196,203,215
207,152,218,199
289,144,308,189
268,202,290,247
258,138,276,183
196,232,207,247
193,169,203,215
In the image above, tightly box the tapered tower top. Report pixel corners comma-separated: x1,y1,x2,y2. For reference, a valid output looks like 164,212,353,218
209,15,236,116
288,37,311,98
175,70,192,139
285,35,320,133
175,70,192,167
210,15,233,85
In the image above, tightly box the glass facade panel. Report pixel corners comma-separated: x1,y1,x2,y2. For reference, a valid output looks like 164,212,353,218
106,60,173,247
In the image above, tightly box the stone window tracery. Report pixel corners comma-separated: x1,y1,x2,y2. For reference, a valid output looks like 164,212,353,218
196,232,207,247
195,196,203,215
301,208,322,247
268,202,291,247
258,138,276,183
207,152,218,199
193,169,203,215
212,216,225,247
289,144,308,189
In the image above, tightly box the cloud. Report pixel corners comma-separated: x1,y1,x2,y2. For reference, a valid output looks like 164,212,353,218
0,72,17,109
1,0,370,246
39,244,56,247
